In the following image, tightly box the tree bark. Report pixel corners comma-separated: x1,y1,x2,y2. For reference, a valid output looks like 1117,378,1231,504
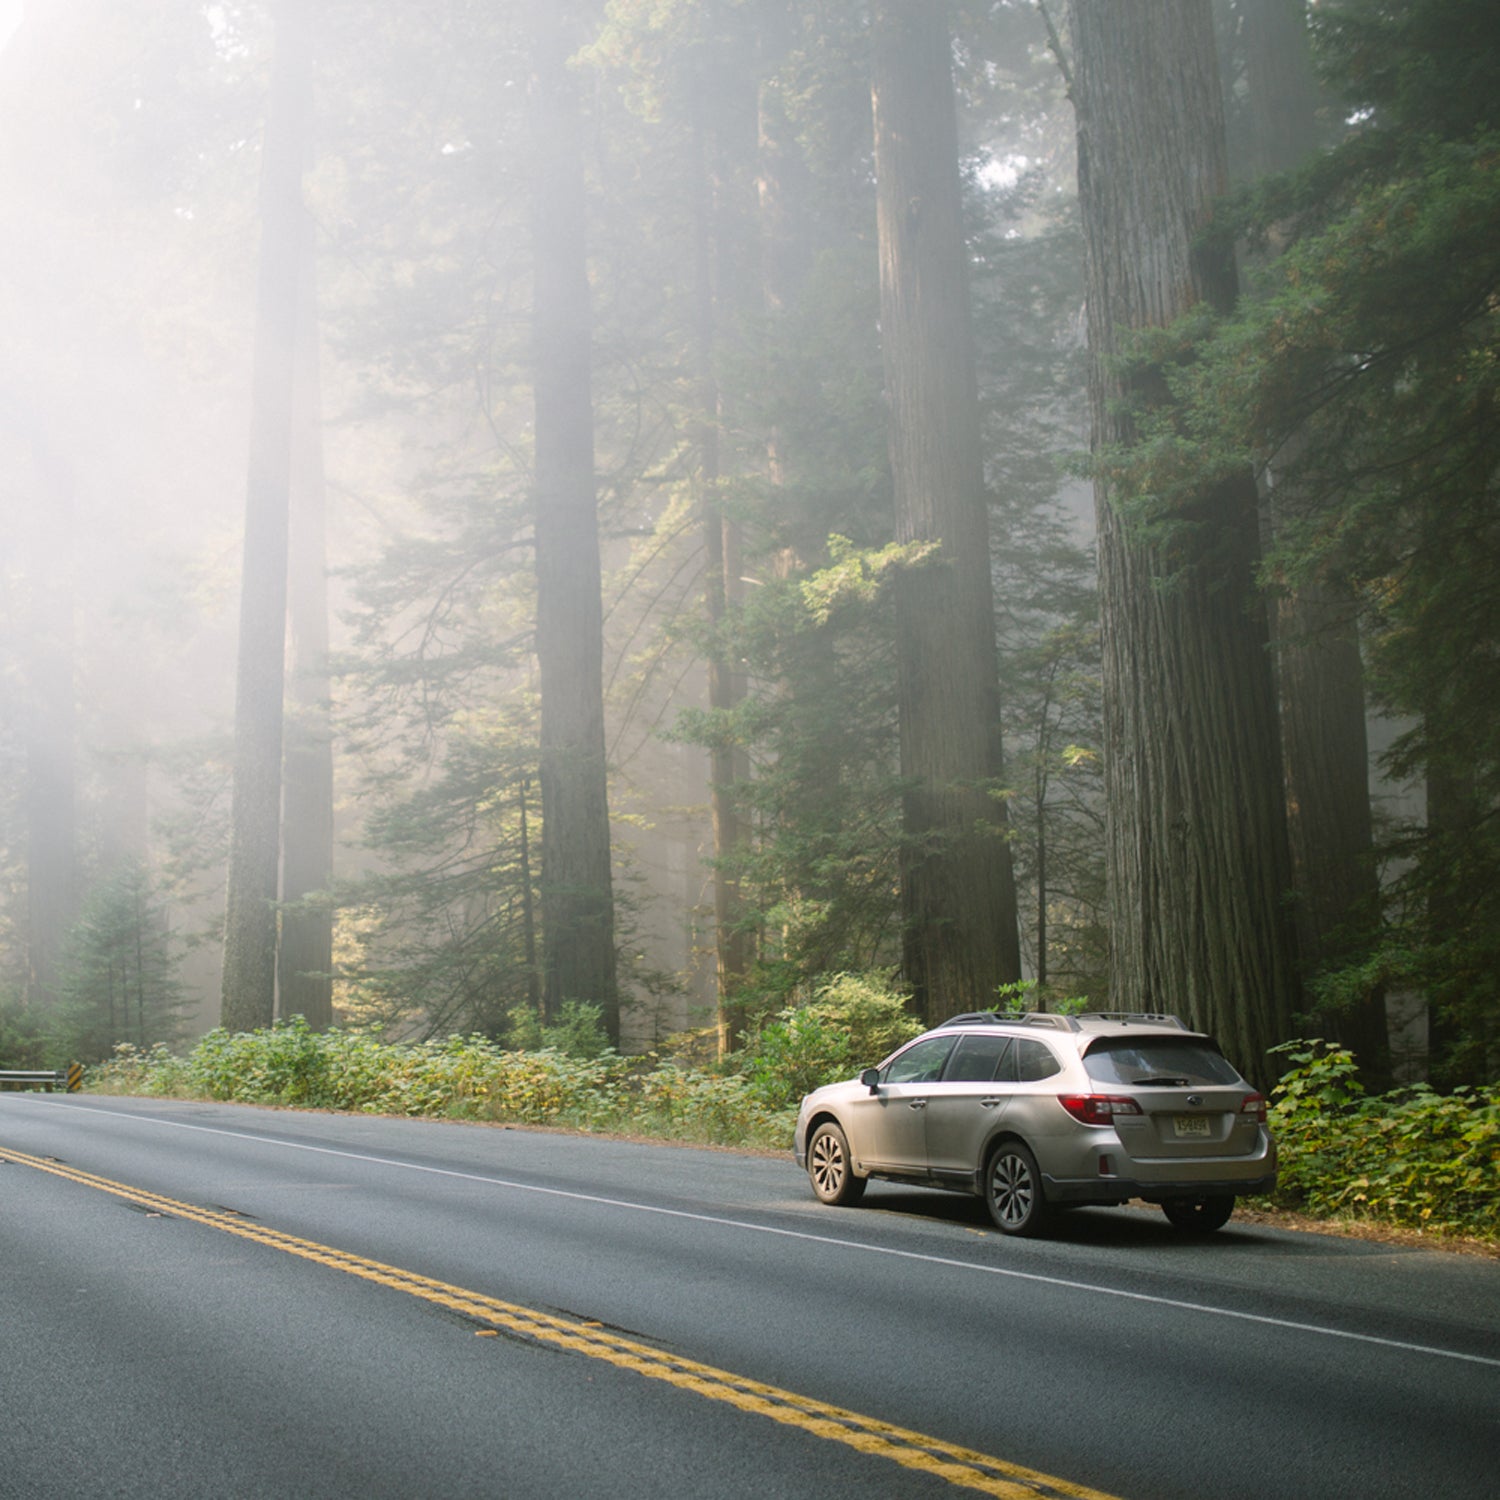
220,0,311,1034
278,219,334,1030
1068,0,1300,1077
1242,0,1321,178
871,0,1022,1021
21,436,77,1012
529,3,619,1041
688,29,760,1055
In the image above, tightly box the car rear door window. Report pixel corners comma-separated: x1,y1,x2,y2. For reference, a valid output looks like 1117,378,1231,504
943,1034,1012,1083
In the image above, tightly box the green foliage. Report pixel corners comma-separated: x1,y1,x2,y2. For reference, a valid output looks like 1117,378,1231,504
87,1018,797,1151
333,715,543,1041
669,545,910,994
1313,0,1500,144
52,861,191,1063
629,1066,790,1148
739,971,922,1109
993,981,1089,1018
0,998,51,1070
540,1001,613,1060
1266,1041,1500,1238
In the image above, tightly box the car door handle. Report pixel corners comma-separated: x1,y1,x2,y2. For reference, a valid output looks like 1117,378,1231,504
980,1099,1004,1108
908,1099,928,1110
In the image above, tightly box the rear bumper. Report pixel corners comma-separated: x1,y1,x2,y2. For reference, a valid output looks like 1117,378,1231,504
1044,1172,1277,1204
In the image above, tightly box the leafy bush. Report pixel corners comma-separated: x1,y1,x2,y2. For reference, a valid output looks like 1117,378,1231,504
630,1065,794,1149
540,1001,613,1060
91,1041,192,1095
1266,1041,1500,1238
740,971,922,1109
85,1020,797,1148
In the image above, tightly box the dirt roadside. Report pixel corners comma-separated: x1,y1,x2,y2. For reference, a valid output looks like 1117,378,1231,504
1225,1201,1499,1258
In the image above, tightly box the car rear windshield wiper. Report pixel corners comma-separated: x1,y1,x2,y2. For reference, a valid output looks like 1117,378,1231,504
1130,1075,1193,1087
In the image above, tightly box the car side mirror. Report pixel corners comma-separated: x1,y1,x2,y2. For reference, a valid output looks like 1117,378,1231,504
860,1068,881,1094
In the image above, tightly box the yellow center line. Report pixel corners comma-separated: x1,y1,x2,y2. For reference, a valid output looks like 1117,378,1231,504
3,1145,1122,1500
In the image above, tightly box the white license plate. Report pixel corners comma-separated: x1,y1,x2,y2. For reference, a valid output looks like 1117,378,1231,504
1174,1115,1211,1139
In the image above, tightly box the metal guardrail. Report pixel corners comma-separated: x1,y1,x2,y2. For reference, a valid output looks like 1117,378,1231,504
0,1064,83,1092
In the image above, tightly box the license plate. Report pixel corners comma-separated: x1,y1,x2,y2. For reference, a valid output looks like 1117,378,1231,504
1174,1115,1211,1139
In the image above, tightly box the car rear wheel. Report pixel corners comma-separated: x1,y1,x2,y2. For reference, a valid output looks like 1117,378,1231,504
985,1141,1051,1236
1162,1195,1235,1232
807,1122,866,1206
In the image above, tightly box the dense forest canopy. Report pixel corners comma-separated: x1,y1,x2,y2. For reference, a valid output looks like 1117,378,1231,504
0,0,1493,1089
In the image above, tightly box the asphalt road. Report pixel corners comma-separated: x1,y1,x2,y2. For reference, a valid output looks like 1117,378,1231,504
2,1093,1496,1500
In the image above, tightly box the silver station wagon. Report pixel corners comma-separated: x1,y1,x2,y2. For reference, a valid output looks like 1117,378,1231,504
793,1011,1277,1236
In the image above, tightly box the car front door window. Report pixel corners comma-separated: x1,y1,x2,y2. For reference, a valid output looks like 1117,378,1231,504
883,1036,956,1085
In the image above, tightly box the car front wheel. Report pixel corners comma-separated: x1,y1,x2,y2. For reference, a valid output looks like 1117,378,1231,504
807,1121,866,1206
985,1141,1051,1236
1162,1196,1235,1232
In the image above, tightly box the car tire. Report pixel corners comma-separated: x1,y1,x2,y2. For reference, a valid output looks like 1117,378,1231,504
1162,1196,1235,1233
807,1121,866,1206
984,1141,1051,1237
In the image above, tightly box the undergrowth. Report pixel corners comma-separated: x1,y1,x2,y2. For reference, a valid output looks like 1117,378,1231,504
88,1017,798,1151
1265,1040,1500,1240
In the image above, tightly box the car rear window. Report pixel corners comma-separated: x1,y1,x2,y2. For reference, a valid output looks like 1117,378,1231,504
1000,1037,1063,1083
1082,1037,1242,1087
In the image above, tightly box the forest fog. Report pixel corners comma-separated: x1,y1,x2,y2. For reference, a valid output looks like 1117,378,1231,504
2,2,1495,1091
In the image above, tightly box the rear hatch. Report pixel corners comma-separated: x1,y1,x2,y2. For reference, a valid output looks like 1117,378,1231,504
1081,1036,1260,1162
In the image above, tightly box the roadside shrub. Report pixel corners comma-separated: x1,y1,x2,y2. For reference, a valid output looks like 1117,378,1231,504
629,1065,795,1149
740,971,922,1110
540,1001,614,1061
472,1047,629,1127
1267,1040,1500,1238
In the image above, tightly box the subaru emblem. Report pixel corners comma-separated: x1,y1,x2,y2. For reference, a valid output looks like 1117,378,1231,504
1187,1095,1203,1107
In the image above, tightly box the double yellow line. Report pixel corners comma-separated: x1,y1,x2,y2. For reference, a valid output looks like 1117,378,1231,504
3,1144,1119,1500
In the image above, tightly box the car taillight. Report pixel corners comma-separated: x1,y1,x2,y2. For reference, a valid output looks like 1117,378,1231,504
1240,1093,1267,1123
1059,1094,1142,1125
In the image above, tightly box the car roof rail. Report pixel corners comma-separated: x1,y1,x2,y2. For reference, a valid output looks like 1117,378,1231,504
1077,1011,1190,1030
934,1010,1083,1031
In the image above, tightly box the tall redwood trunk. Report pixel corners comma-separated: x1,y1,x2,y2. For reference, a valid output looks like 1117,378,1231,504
22,437,77,1012
278,225,334,1030
871,0,1021,1020
220,0,310,1033
689,43,759,1054
1069,0,1299,1076
529,3,619,1041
